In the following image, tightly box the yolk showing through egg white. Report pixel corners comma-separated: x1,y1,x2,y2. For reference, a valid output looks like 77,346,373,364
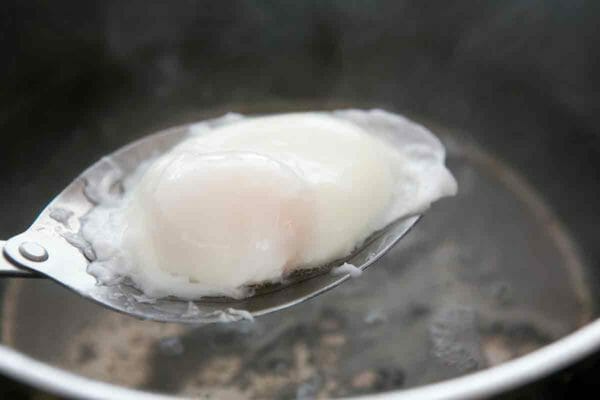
82,110,457,299
125,152,314,293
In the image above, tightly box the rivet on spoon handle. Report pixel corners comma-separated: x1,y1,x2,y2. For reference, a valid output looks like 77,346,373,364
0,241,42,278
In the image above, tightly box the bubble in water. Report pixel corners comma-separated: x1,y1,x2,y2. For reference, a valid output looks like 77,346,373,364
364,309,388,325
159,337,184,356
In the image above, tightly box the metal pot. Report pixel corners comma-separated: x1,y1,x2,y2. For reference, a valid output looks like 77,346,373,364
2,1,599,398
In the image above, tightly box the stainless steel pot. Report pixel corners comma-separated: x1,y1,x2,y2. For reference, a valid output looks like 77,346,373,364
2,1,599,398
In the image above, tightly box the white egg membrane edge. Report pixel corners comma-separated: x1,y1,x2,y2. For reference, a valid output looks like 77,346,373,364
79,109,457,301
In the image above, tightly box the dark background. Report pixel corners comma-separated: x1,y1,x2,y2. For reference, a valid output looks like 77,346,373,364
2,0,600,398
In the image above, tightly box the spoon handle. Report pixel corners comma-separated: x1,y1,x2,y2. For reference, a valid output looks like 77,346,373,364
0,241,41,278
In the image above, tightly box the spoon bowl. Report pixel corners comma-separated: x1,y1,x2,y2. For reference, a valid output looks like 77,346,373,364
0,118,419,323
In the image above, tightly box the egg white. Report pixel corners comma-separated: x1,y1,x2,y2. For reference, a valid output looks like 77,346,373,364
81,109,457,299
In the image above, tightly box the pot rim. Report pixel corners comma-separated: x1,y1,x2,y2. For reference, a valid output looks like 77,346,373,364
1,318,600,400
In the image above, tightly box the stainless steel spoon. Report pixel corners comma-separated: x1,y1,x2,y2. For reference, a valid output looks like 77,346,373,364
0,118,419,323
